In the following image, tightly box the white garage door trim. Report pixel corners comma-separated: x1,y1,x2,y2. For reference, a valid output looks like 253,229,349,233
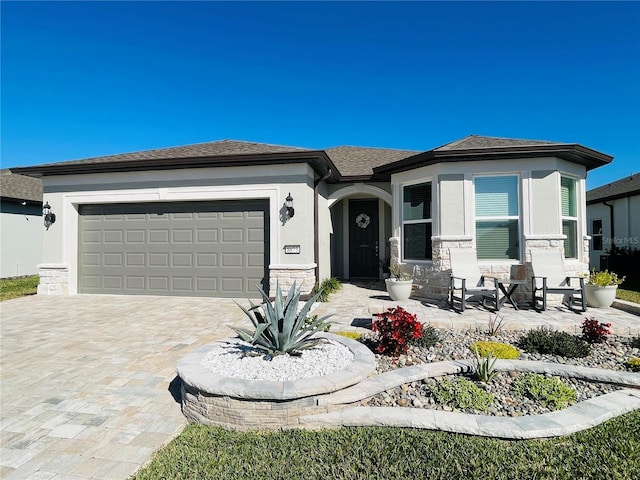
60,186,280,294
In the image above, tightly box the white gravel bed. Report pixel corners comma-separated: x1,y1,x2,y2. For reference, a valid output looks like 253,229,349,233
201,339,354,382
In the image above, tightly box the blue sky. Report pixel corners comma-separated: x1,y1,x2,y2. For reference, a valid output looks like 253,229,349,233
2,1,639,189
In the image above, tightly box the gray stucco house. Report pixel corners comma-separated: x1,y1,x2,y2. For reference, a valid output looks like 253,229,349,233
12,135,612,298
586,173,640,270
0,169,43,278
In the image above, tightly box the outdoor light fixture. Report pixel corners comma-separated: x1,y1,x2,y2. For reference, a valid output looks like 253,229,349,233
285,192,295,218
43,202,56,230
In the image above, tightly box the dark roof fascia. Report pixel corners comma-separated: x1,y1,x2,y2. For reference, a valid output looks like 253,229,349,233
0,196,43,206
12,150,339,180
587,189,640,205
374,144,613,175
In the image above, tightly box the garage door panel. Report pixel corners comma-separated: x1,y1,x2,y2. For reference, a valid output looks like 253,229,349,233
78,201,268,297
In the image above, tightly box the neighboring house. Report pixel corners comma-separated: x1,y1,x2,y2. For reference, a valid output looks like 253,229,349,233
586,173,640,270
12,135,612,298
0,169,43,278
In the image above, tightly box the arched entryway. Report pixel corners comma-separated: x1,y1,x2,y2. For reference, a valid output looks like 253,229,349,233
328,185,392,280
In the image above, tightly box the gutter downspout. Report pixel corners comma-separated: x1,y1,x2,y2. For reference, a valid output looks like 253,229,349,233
313,169,332,290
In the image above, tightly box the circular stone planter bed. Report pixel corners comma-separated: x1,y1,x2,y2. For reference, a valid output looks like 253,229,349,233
177,333,375,430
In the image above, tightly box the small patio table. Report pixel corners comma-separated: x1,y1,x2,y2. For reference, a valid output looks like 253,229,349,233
498,279,528,310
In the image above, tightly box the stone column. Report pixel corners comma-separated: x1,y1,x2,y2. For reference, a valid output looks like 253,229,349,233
37,264,69,295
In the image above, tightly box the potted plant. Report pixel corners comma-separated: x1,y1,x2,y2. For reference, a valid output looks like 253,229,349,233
584,269,625,308
384,263,413,301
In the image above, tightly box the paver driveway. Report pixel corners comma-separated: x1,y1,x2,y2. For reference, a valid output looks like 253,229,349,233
0,294,249,479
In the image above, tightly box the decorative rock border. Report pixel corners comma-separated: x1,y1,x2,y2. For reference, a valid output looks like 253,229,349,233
177,333,376,430
300,360,640,438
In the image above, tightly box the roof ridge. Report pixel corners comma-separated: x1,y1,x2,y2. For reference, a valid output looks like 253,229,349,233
325,145,420,152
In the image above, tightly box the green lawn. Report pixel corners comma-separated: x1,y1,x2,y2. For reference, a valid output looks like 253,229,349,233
0,275,39,301
617,278,640,304
131,411,640,480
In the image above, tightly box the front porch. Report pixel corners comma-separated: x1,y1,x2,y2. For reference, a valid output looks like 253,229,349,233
313,281,640,336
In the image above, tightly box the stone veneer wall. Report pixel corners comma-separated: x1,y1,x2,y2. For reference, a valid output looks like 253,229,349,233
37,264,69,295
181,383,343,431
269,265,316,296
389,235,589,306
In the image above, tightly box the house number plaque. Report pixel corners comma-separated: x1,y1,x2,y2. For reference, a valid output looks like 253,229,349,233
284,245,301,254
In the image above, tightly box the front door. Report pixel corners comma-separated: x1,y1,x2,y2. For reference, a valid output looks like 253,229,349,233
349,199,379,278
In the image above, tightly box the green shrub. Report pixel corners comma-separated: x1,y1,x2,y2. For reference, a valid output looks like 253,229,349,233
410,324,440,349
469,341,520,359
233,282,332,359
625,357,640,372
518,328,590,358
334,331,361,340
313,277,342,302
514,373,577,410
630,337,640,349
429,377,494,411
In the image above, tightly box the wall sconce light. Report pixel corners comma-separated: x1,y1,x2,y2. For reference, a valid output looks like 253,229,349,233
43,202,56,230
285,192,295,218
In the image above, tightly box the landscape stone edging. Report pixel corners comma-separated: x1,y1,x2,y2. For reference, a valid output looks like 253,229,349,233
301,390,640,439
318,360,640,406
302,360,640,438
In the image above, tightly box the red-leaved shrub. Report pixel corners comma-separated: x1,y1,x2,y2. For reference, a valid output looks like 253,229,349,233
581,317,611,344
372,306,423,356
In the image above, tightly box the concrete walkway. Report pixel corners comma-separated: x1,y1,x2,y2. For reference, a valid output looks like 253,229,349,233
1,285,638,478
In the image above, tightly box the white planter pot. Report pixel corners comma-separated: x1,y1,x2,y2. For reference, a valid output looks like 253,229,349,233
385,279,413,301
585,285,618,308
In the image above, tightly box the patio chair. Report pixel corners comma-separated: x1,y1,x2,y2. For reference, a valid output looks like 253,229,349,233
529,249,586,312
448,248,500,313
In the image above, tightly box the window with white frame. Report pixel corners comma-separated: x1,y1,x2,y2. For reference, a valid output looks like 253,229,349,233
402,182,432,260
561,176,578,258
474,175,520,260
591,219,603,251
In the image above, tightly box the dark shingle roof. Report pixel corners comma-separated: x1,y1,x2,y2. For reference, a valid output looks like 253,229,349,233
11,135,613,180
0,169,43,203
324,146,419,177
587,173,640,204
27,140,310,169
434,135,559,151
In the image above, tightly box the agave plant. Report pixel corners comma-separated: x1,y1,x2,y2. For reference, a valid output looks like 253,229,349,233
233,282,332,360
473,347,498,382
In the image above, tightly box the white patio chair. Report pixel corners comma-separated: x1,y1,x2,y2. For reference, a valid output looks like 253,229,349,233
529,249,586,312
448,248,500,313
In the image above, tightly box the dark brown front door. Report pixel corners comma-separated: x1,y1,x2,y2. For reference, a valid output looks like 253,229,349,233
349,199,379,278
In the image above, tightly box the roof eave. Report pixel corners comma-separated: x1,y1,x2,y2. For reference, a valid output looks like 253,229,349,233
374,144,612,175
12,150,338,179
587,189,640,205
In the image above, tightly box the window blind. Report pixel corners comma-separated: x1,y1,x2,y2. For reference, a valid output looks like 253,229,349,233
475,176,518,217
563,220,577,258
403,183,431,221
561,177,576,217
476,220,519,259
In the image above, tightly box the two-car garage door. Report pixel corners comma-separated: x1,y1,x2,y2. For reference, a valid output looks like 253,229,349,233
78,200,269,297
